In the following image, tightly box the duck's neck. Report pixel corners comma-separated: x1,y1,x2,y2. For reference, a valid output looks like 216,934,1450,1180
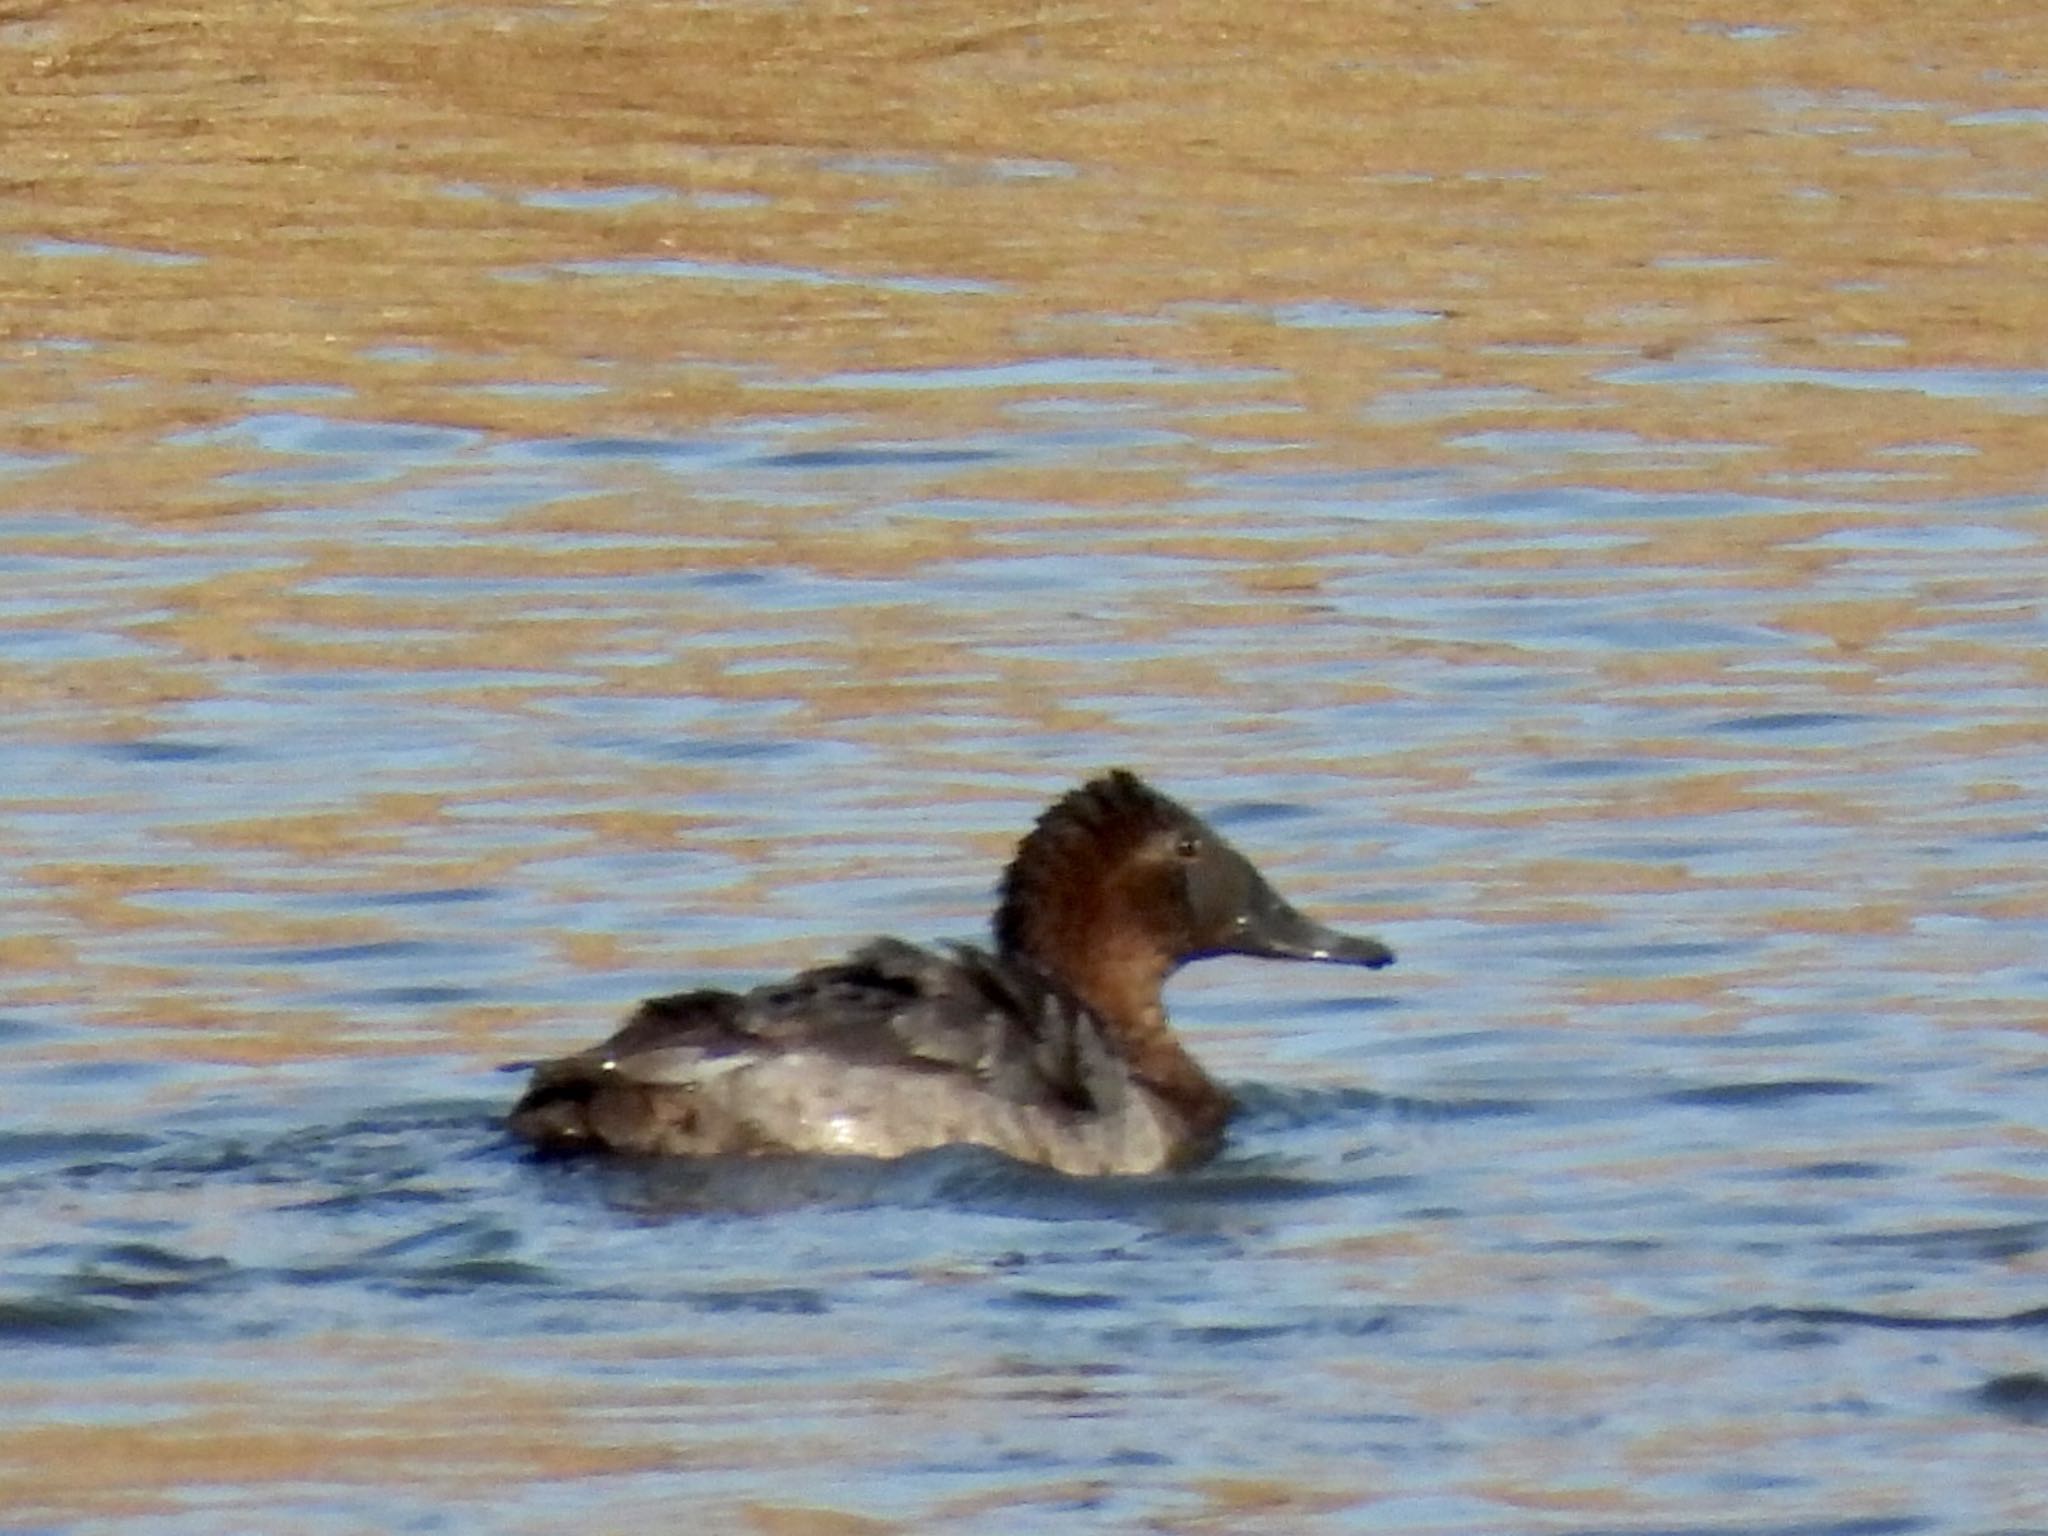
1035,939,1229,1131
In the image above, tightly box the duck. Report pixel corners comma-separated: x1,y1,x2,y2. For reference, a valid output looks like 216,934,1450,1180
507,770,1394,1175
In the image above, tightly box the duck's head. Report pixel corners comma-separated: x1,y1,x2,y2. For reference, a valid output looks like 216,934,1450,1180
994,771,1394,998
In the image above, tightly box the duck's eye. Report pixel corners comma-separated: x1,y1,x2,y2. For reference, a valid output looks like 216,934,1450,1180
1173,834,1202,860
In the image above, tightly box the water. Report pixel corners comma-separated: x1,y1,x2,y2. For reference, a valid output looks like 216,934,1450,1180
3,1,2046,1530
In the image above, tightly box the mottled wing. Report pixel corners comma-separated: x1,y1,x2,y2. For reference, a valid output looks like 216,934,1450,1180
624,939,1120,1108
863,940,1128,1115
507,938,1124,1152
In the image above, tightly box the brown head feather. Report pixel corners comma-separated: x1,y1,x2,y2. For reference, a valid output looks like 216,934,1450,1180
994,770,1195,963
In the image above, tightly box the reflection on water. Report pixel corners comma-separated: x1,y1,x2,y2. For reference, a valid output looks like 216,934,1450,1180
3,0,2046,1529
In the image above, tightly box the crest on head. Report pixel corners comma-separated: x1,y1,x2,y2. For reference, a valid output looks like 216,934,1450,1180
994,771,1202,960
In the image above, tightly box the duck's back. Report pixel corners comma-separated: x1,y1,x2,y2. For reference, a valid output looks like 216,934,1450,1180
507,939,1209,1174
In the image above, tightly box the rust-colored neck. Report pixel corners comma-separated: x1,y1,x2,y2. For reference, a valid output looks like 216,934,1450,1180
993,771,1234,1138
1055,936,1231,1137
